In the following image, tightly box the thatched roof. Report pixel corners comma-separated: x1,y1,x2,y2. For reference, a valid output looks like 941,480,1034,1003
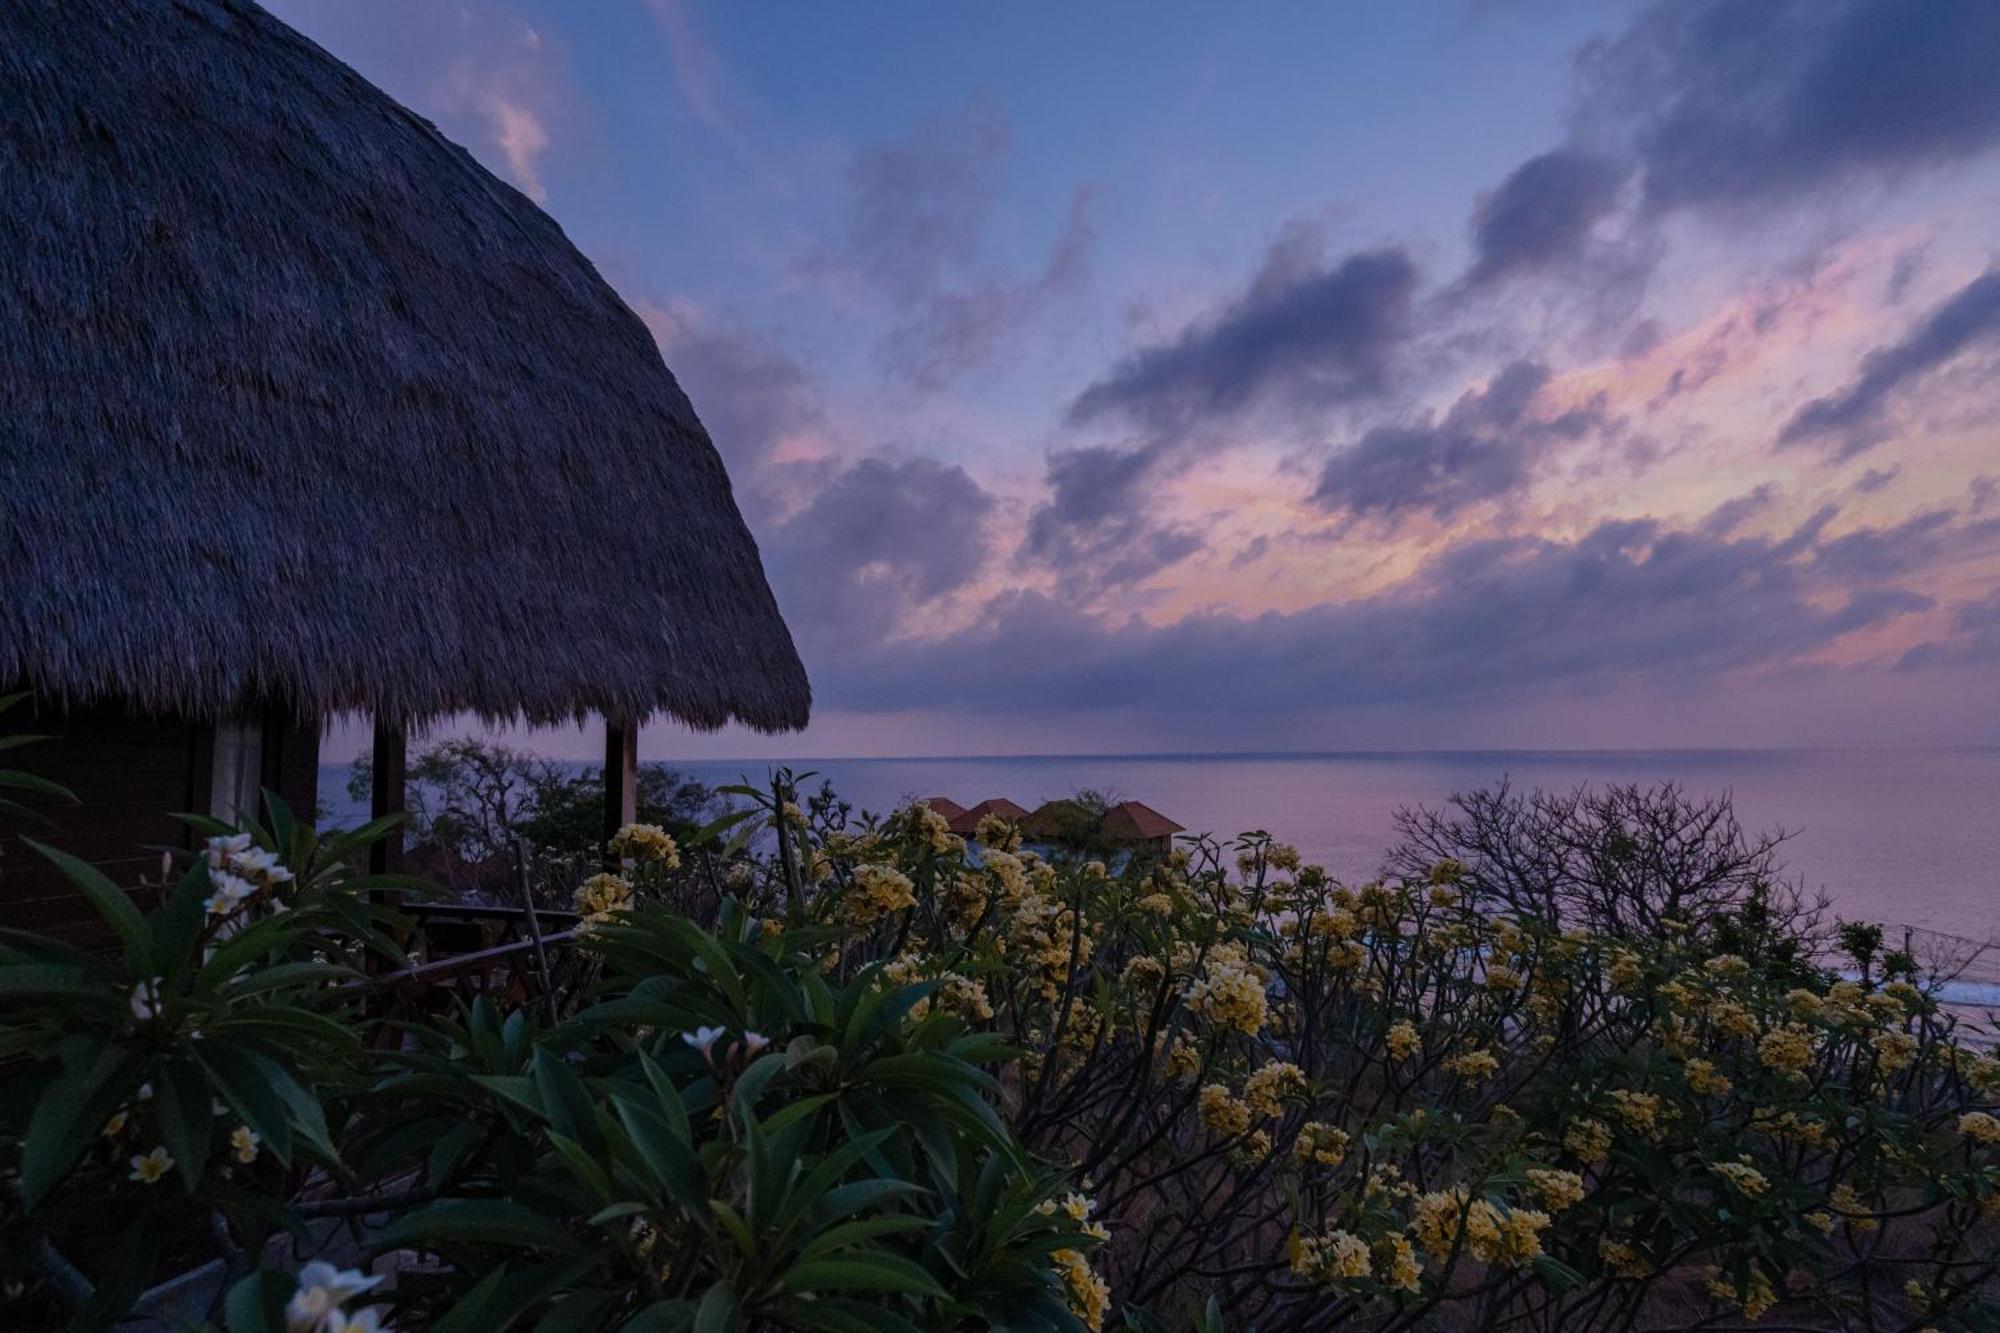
0,0,809,730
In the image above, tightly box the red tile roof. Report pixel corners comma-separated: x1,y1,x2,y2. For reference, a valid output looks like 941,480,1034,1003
1100,800,1185,840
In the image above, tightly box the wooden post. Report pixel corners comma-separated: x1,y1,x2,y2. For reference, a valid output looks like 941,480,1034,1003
368,719,406,877
603,718,638,855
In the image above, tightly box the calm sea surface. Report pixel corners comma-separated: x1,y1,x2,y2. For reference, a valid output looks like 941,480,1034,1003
323,748,2000,942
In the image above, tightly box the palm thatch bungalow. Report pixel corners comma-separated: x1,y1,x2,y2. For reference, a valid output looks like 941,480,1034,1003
0,0,809,939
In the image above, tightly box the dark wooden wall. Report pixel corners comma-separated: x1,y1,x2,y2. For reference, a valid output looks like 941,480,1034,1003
1,699,318,946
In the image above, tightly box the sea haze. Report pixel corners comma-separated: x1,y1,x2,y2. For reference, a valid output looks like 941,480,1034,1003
323,747,2000,942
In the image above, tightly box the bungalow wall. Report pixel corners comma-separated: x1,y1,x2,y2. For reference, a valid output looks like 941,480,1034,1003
1,698,317,945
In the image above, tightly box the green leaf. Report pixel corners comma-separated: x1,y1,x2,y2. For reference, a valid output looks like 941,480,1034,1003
692,1281,741,1333
371,1199,583,1256
0,963,123,1010
224,1270,296,1333
195,1041,295,1165
20,1042,133,1208
533,1047,606,1158
777,1252,947,1298
24,839,152,973
154,1057,217,1188
431,1264,512,1333
610,1090,707,1208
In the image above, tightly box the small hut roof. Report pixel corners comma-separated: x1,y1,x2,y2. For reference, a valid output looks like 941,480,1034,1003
919,796,969,822
1100,800,1185,840
0,0,809,730
947,797,1030,836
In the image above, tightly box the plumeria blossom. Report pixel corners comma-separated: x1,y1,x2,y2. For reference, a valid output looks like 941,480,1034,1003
285,1262,384,1333
129,977,164,1022
128,1146,173,1184
742,1030,771,1056
681,1025,726,1057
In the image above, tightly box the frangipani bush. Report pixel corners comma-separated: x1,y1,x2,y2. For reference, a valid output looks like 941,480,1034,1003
3,764,1998,1332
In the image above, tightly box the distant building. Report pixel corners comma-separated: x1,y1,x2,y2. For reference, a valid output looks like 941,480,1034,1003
947,797,1032,838
1099,801,1186,857
920,797,969,824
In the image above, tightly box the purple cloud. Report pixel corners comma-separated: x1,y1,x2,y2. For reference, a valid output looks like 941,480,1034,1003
1464,150,1630,288
1779,269,2000,457
1068,236,1418,433
817,514,1937,718
1311,362,1611,523
1578,0,2000,216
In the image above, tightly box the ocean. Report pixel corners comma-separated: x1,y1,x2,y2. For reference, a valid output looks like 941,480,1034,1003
320,747,2000,943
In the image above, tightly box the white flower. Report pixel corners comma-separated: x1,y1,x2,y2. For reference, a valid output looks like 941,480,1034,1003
285,1263,383,1333
682,1025,727,1056
742,1031,771,1056
128,1145,174,1184
326,1308,390,1333
129,978,164,1022
205,833,253,868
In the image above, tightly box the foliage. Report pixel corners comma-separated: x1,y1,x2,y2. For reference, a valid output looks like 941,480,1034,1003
4,759,2000,1331
344,737,718,863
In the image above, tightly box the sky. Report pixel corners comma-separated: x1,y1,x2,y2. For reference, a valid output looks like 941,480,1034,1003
275,0,2000,762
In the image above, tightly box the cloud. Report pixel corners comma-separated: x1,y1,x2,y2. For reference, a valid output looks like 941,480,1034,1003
1577,0,2000,216
1778,268,2000,457
815,104,1092,389
1310,361,1611,523
1464,150,1630,288
1018,441,1204,594
1068,232,1418,434
641,301,823,490
1898,589,2000,670
818,514,1934,717
265,1,566,204
1698,483,1781,537
875,188,1097,391
760,456,996,656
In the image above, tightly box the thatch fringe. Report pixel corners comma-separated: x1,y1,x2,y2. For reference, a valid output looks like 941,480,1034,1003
0,0,810,730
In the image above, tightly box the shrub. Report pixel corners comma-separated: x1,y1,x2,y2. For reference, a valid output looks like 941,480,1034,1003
3,765,1998,1331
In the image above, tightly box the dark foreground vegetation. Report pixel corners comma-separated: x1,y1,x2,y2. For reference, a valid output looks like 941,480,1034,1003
4,733,1999,1331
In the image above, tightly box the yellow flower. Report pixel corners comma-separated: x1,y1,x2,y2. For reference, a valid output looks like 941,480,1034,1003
1683,1057,1732,1096
974,811,1022,852
1598,1238,1647,1278
1446,1048,1499,1082
1198,1084,1252,1137
1051,1248,1109,1331
1385,1020,1421,1061
608,822,681,867
1871,1030,1917,1074
1294,1121,1350,1168
1712,1159,1769,1196
1185,961,1268,1035
1959,1112,2000,1144
1290,1228,1371,1284
1704,1265,1776,1320
846,864,916,924
1377,1233,1423,1292
129,1146,174,1185
1758,1024,1816,1078
573,872,635,924
1243,1060,1306,1117
1609,1090,1664,1139
231,1125,261,1164
1526,1168,1585,1212
1828,1183,1877,1232
1564,1118,1612,1165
